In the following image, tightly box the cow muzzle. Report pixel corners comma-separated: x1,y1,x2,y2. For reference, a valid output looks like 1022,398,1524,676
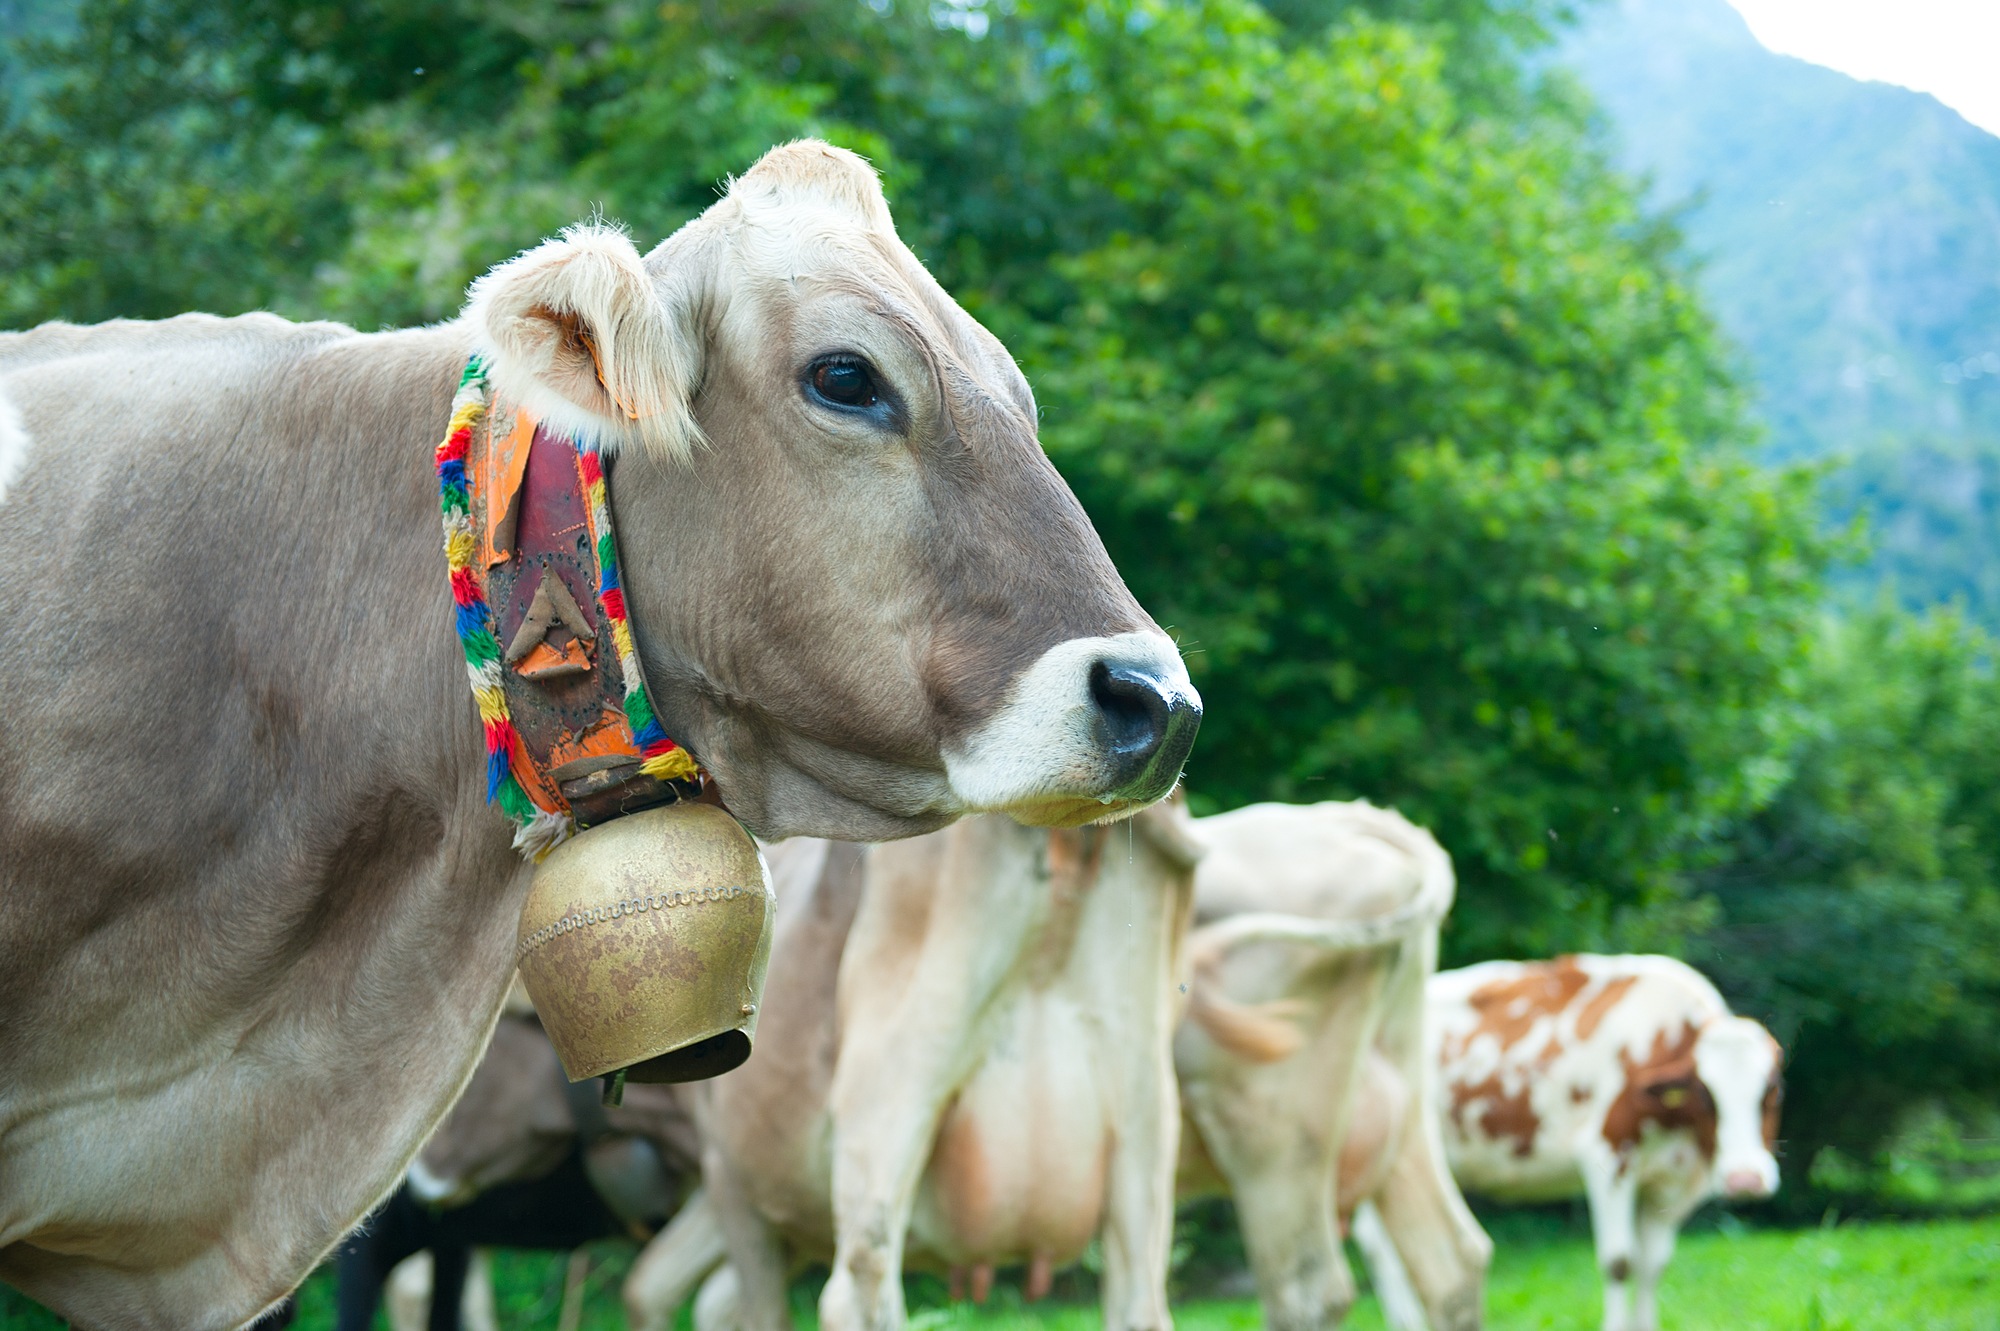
513,803,775,1091
943,630,1202,827
1721,1166,1776,1199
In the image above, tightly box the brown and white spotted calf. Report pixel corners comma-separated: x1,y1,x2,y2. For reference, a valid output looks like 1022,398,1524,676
1425,955,1781,1331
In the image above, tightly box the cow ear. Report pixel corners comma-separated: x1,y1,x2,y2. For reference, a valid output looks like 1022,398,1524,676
464,222,703,459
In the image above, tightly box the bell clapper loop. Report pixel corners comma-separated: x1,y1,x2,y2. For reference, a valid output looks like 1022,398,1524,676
602,1068,627,1108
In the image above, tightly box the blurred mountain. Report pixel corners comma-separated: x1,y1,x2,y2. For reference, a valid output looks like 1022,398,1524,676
1563,0,2000,461
0,0,75,109
1562,0,2000,613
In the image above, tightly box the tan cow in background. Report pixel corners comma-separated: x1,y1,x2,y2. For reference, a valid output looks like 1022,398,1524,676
626,805,1201,1331
1400,955,1782,1331
420,801,1484,1331
1174,802,1490,1331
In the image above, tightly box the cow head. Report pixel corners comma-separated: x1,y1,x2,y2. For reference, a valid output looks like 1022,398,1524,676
1692,1015,1783,1199
465,141,1199,841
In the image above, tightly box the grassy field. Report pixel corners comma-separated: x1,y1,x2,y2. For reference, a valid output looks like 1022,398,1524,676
3,1213,1995,1330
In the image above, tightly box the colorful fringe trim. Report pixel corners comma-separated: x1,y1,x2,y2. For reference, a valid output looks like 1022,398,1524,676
436,356,696,858
575,449,703,786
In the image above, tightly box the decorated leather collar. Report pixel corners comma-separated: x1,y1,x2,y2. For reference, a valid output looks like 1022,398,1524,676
436,356,703,858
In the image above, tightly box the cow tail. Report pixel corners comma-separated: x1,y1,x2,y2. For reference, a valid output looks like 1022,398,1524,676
1183,803,1455,1064
1185,941,1311,1063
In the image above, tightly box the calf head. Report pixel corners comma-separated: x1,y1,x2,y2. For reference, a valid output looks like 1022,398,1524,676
1693,1015,1783,1199
467,140,1199,841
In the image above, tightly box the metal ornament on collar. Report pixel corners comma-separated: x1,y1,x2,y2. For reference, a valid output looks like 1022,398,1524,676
436,354,773,1089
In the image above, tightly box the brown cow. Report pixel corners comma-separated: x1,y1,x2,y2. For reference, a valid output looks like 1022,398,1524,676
0,140,1198,1328
1173,801,1490,1331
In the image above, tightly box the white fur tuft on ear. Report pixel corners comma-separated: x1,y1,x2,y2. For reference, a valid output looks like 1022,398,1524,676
727,139,894,233
463,222,703,458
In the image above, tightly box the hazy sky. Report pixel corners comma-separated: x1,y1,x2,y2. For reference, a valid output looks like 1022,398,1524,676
1727,0,2000,137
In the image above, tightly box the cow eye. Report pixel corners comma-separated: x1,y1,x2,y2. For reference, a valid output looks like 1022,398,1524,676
808,356,880,410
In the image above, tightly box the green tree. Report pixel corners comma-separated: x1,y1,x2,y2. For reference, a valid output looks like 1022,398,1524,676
1696,606,2000,1211
970,3,1826,958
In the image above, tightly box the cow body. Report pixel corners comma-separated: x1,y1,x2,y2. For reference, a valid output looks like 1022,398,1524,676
1428,955,1781,1331
0,140,1198,1328
1172,802,1489,1331
626,807,1198,1331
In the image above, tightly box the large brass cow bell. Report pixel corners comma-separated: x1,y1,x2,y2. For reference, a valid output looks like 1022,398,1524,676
515,802,774,1086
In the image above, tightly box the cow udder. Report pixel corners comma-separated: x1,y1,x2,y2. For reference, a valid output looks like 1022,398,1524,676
910,995,1110,1267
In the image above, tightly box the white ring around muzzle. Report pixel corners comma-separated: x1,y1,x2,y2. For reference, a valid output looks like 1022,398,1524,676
942,630,1200,822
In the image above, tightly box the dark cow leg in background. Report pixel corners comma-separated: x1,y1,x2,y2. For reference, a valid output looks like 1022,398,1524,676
336,1191,433,1331
426,1241,473,1331
336,1152,628,1331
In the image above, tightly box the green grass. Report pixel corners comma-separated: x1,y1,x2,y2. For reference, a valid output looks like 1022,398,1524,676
4,1214,1996,1329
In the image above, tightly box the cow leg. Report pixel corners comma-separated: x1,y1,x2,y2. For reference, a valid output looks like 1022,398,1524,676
1092,850,1186,1331
1371,1093,1489,1331
1631,1186,1700,1331
624,1187,729,1331
1350,1200,1429,1331
461,1251,499,1331
1631,1212,1676,1331
334,1196,432,1331
1095,986,1179,1331
1369,922,1489,1331
384,1252,434,1331
819,1036,969,1331
1578,1150,1639,1331
820,829,1044,1331
385,1248,494,1331
694,1264,746,1331
702,1145,795,1331
334,1234,391,1331
427,1242,471,1331
1197,1096,1354,1331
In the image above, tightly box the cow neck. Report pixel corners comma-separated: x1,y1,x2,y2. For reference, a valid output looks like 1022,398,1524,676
435,355,704,859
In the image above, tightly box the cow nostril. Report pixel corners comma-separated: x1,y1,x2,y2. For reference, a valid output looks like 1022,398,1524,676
1089,659,1170,757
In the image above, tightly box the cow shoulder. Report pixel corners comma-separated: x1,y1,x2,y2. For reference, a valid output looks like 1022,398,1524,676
1594,959,1731,1162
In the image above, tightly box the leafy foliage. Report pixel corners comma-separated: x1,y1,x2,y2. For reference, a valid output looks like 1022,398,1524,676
1693,607,2000,1209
